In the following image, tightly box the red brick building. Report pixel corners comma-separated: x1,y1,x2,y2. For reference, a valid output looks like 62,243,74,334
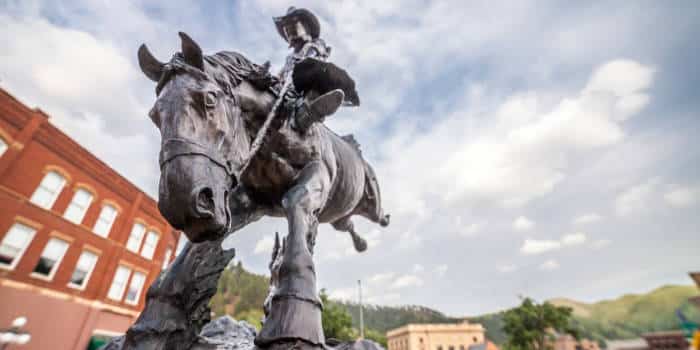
0,88,184,349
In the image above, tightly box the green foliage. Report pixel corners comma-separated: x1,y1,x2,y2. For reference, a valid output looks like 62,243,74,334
502,297,578,350
209,261,269,322
335,301,459,333
551,285,700,342
321,289,356,341
467,285,700,345
364,328,388,348
237,309,264,331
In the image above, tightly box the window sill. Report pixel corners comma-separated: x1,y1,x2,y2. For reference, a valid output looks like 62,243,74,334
67,282,87,291
29,272,54,282
0,263,16,271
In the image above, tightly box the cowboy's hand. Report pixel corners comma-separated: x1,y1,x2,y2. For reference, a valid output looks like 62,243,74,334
250,61,274,89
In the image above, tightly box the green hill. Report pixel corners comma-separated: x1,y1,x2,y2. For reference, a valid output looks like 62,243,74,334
209,264,699,345
552,285,700,341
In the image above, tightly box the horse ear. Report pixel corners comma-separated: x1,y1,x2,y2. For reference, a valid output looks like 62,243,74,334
178,32,204,71
137,44,164,82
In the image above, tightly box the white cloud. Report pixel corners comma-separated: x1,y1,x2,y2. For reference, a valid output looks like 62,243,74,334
513,216,535,232
498,264,518,273
253,235,275,255
369,272,395,284
591,239,612,249
434,264,448,277
573,213,603,225
561,232,587,246
521,232,589,255
329,287,356,301
521,239,562,255
615,179,660,216
540,259,560,271
412,264,425,273
664,185,700,208
391,274,424,289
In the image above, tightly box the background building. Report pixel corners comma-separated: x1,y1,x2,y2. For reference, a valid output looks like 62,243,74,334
551,334,600,350
386,321,488,350
0,88,185,350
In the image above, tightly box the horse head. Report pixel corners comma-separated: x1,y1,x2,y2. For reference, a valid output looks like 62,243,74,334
138,33,252,242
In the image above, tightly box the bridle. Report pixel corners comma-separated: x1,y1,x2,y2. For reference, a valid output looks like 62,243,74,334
158,137,236,177
157,85,239,179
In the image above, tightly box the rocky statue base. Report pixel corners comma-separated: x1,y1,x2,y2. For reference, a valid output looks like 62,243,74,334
100,236,385,350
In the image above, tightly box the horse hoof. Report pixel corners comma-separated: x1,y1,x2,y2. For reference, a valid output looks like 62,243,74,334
353,237,368,252
380,214,390,227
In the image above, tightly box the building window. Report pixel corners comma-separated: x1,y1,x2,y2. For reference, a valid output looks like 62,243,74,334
30,171,66,210
473,337,477,344
93,204,118,237
437,346,443,350
0,137,7,157
162,248,172,270
32,237,70,279
125,223,146,253
175,231,188,256
63,188,94,224
107,265,132,301
68,250,98,289
449,346,455,350
140,231,159,259
460,346,465,350
125,271,146,305
0,223,37,269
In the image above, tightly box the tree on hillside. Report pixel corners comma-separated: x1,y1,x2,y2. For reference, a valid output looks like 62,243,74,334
503,297,579,350
320,289,355,341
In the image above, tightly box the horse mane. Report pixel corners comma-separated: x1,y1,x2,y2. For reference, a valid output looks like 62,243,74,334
157,51,277,95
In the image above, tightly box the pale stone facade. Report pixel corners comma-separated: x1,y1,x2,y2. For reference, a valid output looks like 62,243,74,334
386,321,486,350
551,335,600,350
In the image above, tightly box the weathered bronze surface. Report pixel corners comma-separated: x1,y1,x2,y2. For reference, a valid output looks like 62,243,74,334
107,8,389,348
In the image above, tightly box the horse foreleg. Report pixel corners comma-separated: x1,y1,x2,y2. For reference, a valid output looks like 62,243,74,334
332,216,368,252
225,184,265,237
281,161,330,255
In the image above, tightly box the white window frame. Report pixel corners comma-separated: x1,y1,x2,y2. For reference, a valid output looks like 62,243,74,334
92,204,118,238
124,271,147,305
63,188,94,225
30,237,70,281
30,170,67,210
0,137,7,157
107,265,132,301
67,250,99,290
0,222,37,270
140,231,159,260
125,222,146,253
175,232,188,257
161,248,172,270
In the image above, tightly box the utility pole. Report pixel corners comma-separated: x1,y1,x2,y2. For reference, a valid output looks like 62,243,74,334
358,279,364,339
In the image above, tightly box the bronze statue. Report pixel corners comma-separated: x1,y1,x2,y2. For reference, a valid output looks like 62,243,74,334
105,7,389,350
129,15,388,350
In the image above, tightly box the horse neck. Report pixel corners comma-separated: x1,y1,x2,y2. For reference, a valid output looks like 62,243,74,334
236,80,278,134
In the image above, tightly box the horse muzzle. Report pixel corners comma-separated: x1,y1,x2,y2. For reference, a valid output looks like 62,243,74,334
157,151,233,243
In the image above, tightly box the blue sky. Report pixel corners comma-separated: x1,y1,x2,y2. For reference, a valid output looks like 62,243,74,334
1,0,698,316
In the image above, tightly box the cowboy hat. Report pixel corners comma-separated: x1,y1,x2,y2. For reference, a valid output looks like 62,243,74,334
273,7,321,42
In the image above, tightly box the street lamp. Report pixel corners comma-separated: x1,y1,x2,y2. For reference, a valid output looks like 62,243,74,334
0,317,31,349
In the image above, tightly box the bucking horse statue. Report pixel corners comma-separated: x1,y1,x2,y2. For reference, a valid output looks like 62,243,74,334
103,32,389,350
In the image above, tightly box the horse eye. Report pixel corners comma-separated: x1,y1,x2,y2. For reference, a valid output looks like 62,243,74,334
205,91,217,108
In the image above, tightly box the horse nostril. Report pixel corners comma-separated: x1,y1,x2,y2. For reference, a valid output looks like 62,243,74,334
194,187,215,218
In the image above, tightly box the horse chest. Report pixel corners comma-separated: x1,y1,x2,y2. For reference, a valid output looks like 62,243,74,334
241,125,322,195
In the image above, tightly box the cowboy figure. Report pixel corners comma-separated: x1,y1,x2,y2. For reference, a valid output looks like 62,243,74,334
272,7,360,134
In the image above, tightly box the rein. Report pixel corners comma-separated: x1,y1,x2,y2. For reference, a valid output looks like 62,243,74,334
159,138,235,177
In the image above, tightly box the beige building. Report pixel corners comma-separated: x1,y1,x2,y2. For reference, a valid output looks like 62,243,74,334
551,335,600,350
386,321,486,350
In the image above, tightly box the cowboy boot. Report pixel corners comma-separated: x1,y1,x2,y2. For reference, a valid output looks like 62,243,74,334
292,89,344,133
